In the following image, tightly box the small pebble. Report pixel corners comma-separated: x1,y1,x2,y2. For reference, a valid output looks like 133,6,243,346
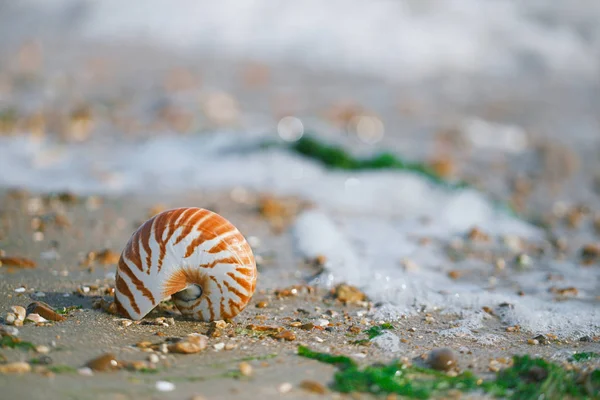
168,334,208,354
213,343,225,351
299,380,327,394
273,330,296,341
14,287,26,293
148,354,160,364
0,362,32,374
256,301,269,308
278,382,293,394
225,343,238,350
427,348,458,371
238,362,253,377
35,345,50,354
156,381,175,392
78,367,94,376
86,353,120,372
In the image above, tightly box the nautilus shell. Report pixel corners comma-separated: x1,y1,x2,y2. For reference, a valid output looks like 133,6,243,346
114,207,257,321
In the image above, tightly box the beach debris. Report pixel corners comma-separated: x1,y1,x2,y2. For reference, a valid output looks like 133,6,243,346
272,330,296,341
580,243,600,264
238,362,253,377
213,342,225,351
0,256,36,269
256,301,269,308
25,313,48,324
0,362,31,374
113,208,256,321
96,249,120,265
467,227,490,242
246,324,283,333
85,353,120,372
300,323,315,331
167,334,208,354
155,380,175,392
427,348,458,371
26,301,66,322
299,380,327,394
258,195,304,233
333,284,366,304
549,287,579,297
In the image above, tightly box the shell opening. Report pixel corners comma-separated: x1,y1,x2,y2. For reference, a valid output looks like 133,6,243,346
173,284,203,303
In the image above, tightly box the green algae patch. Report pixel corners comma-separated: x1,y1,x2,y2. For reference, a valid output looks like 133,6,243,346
47,365,78,374
485,355,600,400
364,323,395,339
570,352,600,363
298,347,600,399
298,345,477,398
289,135,466,188
0,335,36,351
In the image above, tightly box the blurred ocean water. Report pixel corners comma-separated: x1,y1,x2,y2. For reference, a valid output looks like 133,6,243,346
2,0,600,80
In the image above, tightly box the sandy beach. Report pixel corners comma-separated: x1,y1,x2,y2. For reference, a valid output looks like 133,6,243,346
1,2,600,399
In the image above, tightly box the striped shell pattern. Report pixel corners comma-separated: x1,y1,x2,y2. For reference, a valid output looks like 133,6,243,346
114,207,257,321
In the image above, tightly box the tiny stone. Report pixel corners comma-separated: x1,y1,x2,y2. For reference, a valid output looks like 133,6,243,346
273,330,296,341
256,301,269,308
86,353,120,372
168,335,208,354
225,343,238,350
77,367,94,376
156,381,175,392
427,348,458,371
148,354,160,364
278,382,293,394
213,343,225,351
300,323,314,331
299,380,327,394
14,287,26,293
239,362,253,377
316,319,329,327
0,362,31,374
35,345,50,354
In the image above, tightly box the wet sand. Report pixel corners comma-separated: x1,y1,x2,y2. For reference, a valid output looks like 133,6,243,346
0,190,598,399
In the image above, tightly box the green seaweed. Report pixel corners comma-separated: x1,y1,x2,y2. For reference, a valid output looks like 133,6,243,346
570,352,600,362
289,135,467,188
485,355,599,400
298,347,600,399
136,367,159,374
56,305,83,315
239,353,278,362
364,323,395,339
47,365,78,374
0,335,36,351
